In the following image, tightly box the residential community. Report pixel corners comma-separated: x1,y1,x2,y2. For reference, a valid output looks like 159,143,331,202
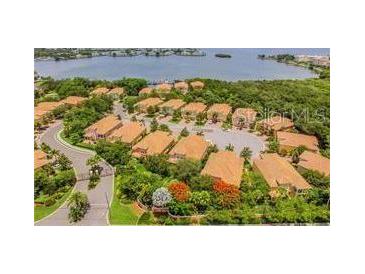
34,75,330,226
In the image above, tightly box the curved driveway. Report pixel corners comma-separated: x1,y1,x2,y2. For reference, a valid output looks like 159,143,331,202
35,122,113,226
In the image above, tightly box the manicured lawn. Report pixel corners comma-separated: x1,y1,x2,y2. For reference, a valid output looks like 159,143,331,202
34,188,72,222
59,131,95,151
109,176,140,225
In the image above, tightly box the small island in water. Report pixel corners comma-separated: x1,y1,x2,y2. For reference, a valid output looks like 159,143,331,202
215,53,232,58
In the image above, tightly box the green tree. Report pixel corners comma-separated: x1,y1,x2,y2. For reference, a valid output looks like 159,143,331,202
123,96,139,113
170,159,201,184
95,140,130,166
55,154,72,171
147,105,158,117
171,109,182,122
267,139,279,153
150,118,159,132
179,127,189,137
143,154,170,177
240,146,252,164
34,169,49,198
189,175,213,191
195,112,207,125
159,124,171,133
114,78,148,96
86,154,102,174
67,191,90,223
291,145,307,164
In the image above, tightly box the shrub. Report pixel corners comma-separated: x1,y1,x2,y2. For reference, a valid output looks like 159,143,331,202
51,169,76,189
202,210,236,225
189,175,213,191
212,181,240,208
138,180,163,207
44,197,56,207
137,212,155,225
302,170,330,189
119,172,160,200
168,201,193,216
152,187,172,208
168,182,190,202
190,191,211,213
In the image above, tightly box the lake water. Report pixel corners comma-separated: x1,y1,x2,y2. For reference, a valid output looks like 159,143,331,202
34,48,329,81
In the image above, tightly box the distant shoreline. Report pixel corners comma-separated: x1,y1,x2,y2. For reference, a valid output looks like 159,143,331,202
34,48,207,61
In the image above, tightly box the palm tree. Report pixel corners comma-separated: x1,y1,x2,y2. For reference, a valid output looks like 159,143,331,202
237,117,246,130
87,154,102,174
240,146,253,163
225,143,234,151
212,112,219,123
291,145,306,164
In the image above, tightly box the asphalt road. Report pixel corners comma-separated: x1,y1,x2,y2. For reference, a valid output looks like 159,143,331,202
35,122,113,226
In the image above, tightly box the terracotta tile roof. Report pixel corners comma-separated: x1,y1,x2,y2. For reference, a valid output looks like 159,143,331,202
108,122,146,144
253,153,311,190
258,116,294,131
182,102,207,113
35,101,63,112
85,115,122,136
34,101,64,120
159,99,186,110
190,81,205,89
109,87,124,95
61,96,87,106
232,108,257,120
132,130,175,156
207,103,232,116
174,81,189,91
169,135,209,162
157,83,173,92
34,150,50,169
298,151,330,176
91,87,110,95
201,151,243,187
139,87,153,95
136,97,163,108
34,110,48,120
277,131,319,152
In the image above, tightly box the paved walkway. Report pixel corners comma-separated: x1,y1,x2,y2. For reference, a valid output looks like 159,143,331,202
113,103,266,158
35,122,113,226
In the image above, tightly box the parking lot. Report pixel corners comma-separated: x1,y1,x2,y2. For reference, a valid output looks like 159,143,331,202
113,103,266,158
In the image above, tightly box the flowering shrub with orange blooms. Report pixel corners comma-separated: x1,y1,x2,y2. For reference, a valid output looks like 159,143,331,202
212,181,240,208
168,182,191,202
